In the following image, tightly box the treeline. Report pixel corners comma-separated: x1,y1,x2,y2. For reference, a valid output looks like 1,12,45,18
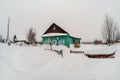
102,15,120,46
0,27,42,46
82,15,120,45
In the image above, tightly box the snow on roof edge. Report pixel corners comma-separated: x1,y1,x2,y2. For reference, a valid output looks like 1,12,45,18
42,33,68,37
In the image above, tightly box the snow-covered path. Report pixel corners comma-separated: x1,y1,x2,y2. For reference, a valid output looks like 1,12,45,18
0,43,120,80
0,44,62,80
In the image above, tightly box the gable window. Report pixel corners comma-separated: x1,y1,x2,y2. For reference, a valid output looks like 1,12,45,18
54,27,56,30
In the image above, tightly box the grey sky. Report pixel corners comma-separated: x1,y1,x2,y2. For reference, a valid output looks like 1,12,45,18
0,0,120,41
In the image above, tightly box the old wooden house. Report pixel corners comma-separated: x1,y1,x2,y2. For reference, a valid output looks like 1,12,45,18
42,23,81,48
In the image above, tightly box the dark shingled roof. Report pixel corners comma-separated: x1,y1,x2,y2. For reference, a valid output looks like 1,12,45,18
43,23,69,35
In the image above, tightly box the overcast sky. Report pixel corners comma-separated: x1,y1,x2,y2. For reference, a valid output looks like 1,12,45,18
0,0,120,41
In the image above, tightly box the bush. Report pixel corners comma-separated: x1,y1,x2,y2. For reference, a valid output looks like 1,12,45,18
0,34,5,43
94,39,102,45
13,35,17,43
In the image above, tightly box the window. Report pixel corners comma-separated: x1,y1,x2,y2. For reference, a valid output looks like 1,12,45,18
59,39,65,45
52,40,57,45
45,39,51,44
54,27,56,30
70,39,73,44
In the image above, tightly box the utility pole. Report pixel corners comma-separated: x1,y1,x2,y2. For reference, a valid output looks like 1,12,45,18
6,17,10,42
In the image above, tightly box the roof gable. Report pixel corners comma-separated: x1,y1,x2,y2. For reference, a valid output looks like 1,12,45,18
43,23,69,35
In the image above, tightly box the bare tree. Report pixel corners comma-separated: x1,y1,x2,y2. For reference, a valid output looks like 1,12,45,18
115,30,120,42
27,28,36,44
102,15,118,45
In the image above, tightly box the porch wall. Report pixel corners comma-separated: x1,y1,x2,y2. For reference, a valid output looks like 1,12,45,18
42,35,81,48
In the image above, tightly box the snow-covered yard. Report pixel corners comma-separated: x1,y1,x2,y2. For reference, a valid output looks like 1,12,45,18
0,43,120,80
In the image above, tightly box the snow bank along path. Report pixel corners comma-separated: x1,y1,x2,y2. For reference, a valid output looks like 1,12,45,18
0,43,120,80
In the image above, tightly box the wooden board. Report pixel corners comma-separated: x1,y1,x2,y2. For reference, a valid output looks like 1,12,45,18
84,51,116,58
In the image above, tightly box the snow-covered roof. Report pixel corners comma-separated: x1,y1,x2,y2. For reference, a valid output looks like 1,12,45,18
42,33,68,37
42,23,81,38
17,35,26,40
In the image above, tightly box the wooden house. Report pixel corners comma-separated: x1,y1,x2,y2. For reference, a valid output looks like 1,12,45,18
42,23,81,48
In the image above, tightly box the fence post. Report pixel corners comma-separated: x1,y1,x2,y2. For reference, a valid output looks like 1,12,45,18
60,50,63,58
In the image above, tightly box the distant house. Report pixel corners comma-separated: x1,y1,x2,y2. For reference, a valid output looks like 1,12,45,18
14,35,28,44
42,23,81,48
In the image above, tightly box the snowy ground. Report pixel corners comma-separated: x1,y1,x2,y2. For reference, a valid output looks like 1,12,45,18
0,43,120,80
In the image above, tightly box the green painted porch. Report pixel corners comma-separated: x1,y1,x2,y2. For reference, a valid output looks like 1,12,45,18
42,35,81,48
